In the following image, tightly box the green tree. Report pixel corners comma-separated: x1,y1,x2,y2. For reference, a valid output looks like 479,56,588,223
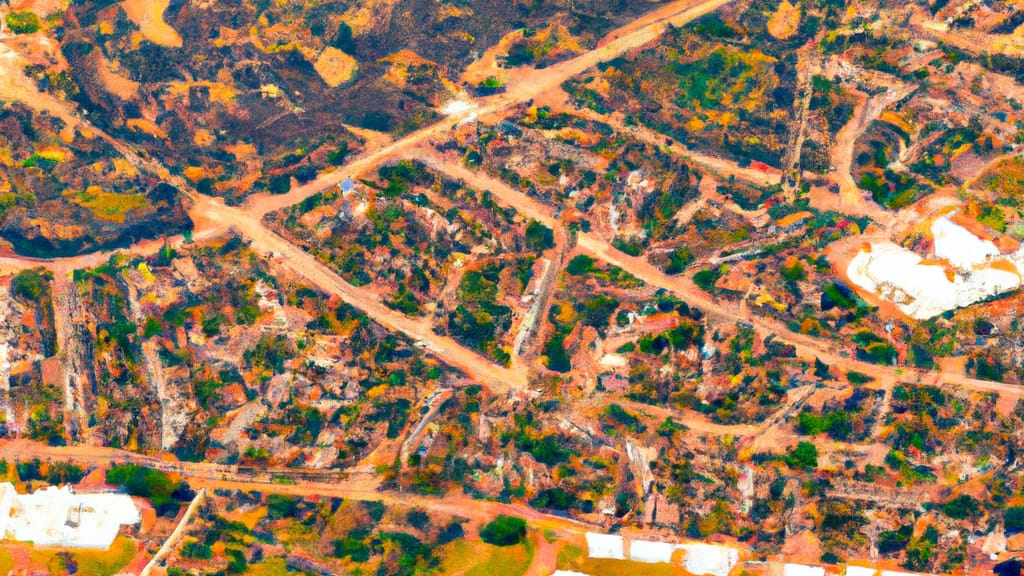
333,21,354,52
6,11,41,34
786,441,818,470
480,515,527,546
525,220,555,251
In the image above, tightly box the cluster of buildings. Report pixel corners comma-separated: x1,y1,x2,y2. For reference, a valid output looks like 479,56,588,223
567,532,941,576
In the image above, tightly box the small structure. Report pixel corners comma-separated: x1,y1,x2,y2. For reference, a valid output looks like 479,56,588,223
784,564,826,576
0,483,140,549
585,532,625,560
679,543,739,576
629,539,674,564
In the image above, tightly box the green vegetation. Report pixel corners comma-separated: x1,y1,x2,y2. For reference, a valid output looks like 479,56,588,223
603,403,645,434
525,220,555,251
11,268,49,301
693,266,726,292
66,189,150,223
448,259,520,365
106,464,189,516
846,371,875,385
6,11,41,34
786,441,818,470
480,515,527,546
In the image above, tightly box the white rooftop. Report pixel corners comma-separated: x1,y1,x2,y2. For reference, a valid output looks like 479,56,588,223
0,483,140,549
785,564,826,576
847,213,1024,319
679,543,739,576
630,539,674,564
585,532,625,560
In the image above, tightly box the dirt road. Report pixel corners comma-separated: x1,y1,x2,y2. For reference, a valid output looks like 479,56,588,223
828,70,915,219
226,214,529,393
416,147,1024,400
240,0,740,219
575,234,1024,399
562,94,783,188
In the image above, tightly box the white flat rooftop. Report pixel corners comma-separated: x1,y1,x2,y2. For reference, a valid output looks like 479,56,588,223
847,212,1024,318
585,532,625,560
0,483,140,549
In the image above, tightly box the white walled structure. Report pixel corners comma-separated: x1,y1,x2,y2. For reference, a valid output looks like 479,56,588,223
847,213,1024,319
679,543,739,576
584,533,738,576
0,483,140,549
785,563,826,576
629,539,674,563
585,532,625,560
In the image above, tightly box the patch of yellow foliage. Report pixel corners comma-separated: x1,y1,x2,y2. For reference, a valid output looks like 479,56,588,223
120,0,182,46
166,81,239,106
224,142,258,160
66,186,150,223
138,262,156,284
126,118,168,139
767,0,801,40
879,110,913,135
686,116,706,132
314,46,358,88
111,157,139,177
194,129,215,147
183,166,207,182
34,148,68,163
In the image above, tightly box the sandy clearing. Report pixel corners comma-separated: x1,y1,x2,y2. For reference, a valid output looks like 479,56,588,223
119,0,183,48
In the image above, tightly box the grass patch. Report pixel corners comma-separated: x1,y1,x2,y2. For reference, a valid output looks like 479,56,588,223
441,538,534,576
29,535,137,576
557,541,689,575
6,11,41,34
0,547,13,575
66,187,150,222
573,557,689,575
243,557,293,575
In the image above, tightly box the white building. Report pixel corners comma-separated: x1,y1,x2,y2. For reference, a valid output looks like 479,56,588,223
585,532,625,560
0,483,140,549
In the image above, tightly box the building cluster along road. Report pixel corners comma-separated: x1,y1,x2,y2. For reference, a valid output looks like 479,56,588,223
0,0,1021,571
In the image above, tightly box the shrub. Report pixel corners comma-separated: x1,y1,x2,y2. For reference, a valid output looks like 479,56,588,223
1005,507,1024,534
566,255,595,275
940,494,979,520
266,494,300,519
11,269,46,301
786,441,818,470
406,509,430,530
543,334,571,372
480,515,526,546
106,465,185,516
525,220,555,251
6,11,41,34
182,540,212,559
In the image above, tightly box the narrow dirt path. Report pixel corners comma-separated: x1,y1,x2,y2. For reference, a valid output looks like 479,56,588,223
829,70,915,219
50,271,90,443
568,100,783,187
239,0,742,219
227,214,529,393
139,489,207,576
